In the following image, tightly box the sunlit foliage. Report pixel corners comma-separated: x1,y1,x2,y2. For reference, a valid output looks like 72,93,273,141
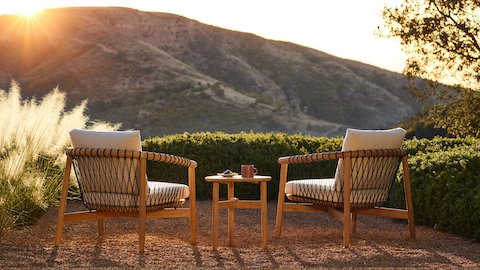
381,0,480,137
0,81,118,238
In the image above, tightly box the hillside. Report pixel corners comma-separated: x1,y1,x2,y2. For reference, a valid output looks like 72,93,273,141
0,7,419,137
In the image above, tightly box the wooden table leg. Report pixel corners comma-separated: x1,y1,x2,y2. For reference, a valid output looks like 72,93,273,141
261,181,268,249
212,182,219,250
228,182,235,246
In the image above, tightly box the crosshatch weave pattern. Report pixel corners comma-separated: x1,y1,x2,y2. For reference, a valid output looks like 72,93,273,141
284,149,405,209
67,148,191,212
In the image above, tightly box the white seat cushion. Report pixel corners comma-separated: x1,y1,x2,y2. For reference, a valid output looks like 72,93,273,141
286,178,340,202
285,178,389,205
147,181,190,202
82,181,189,211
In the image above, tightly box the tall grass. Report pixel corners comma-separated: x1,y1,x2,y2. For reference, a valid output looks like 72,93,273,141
0,81,118,239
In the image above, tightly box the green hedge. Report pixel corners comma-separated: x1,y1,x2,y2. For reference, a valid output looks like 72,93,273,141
144,132,343,200
388,137,480,242
143,132,480,242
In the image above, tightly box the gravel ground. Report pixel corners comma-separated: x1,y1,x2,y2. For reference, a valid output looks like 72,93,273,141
1,200,479,269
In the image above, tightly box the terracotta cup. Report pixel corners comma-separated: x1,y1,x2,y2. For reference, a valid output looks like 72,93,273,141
241,165,258,178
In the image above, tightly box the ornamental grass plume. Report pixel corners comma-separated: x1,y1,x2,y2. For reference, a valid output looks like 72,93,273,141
0,81,119,239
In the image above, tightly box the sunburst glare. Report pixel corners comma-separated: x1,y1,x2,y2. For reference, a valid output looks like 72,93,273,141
6,1,45,18
19,6,44,17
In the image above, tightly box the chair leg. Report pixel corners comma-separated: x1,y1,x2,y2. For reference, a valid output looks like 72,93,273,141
190,202,197,245
343,156,351,248
275,163,288,238
188,166,197,245
343,209,351,248
139,215,146,253
402,156,416,239
55,156,72,246
351,213,357,234
275,198,285,238
98,219,105,237
407,211,415,239
139,158,147,253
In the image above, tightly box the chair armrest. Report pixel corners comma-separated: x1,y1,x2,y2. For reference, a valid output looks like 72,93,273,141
278,149,406,165
66,148,197,168
278,151,343,165
144,151,197,168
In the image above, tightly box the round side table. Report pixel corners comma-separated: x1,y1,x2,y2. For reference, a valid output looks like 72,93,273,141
205,175,271,250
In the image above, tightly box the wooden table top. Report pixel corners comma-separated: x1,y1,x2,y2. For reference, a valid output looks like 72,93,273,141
205,175,271,183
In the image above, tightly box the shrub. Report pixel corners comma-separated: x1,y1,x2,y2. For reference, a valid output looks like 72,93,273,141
0,82,118,239
388,137,480,242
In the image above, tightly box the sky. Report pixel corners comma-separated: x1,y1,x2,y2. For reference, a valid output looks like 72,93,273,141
0,0,406,72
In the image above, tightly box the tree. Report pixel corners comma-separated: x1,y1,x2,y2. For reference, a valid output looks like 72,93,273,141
380,0,480,137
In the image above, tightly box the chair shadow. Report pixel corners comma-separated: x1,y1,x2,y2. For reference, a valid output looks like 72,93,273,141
285,246,316,268
90,237,123,268
264,249,280,269
46,246,58,267
279,236,471,268
213,250,224,268
231,247,246,268
192,245,204,267
208,246,280,268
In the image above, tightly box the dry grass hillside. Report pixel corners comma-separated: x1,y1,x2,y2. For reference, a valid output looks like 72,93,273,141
0,7,419,137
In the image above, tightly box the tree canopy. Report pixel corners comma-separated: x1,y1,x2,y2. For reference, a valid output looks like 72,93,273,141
381,0,480,137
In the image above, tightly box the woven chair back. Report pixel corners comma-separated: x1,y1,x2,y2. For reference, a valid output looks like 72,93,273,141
335,152,402,207
283,149,405,209
72,154,143,212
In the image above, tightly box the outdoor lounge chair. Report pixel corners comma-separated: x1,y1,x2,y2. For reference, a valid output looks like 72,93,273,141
54,129,197,253
275,128,415,248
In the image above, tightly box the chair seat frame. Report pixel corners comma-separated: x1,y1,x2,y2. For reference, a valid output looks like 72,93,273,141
54,148,197,253
275,148,415,248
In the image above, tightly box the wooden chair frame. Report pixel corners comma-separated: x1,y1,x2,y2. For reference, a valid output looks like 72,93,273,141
275,149,415,248
54,148,197,253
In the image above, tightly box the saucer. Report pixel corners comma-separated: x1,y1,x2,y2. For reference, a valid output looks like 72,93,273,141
217,172,238,177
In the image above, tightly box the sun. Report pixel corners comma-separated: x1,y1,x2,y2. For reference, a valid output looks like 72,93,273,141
9,1,46,18
19,6,44,17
